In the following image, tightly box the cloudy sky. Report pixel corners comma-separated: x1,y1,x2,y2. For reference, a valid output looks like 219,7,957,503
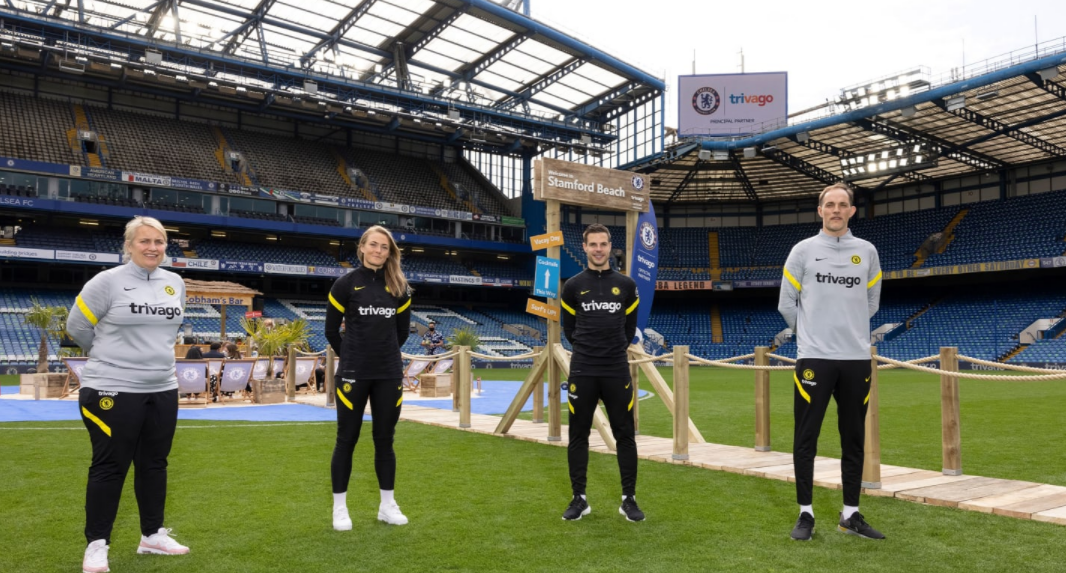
527,0,1066,127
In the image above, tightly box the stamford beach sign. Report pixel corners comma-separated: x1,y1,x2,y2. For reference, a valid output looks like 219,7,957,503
533,157,650,212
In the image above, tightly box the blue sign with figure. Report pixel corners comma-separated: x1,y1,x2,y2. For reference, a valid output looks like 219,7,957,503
533,256,560,299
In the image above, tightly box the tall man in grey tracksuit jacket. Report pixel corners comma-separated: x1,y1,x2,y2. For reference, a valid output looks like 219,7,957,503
778,183,884,542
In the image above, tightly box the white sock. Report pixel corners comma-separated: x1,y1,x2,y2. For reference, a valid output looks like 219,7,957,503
580,494,587,500
842,505,859,520
380,489,395,505
800,505,813,517
333,492,347,510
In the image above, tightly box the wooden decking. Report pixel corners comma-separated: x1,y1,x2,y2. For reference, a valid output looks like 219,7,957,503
399,405,1066,526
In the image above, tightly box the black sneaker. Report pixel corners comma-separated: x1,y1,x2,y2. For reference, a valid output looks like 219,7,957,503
562,495,590,521
618,496,645,522
790,512,815,541
838,512,885,539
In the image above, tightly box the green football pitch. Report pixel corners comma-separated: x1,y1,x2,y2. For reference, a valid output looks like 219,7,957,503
3,366,1066,572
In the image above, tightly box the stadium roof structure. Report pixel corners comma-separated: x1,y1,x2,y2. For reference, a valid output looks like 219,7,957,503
627,39,1066,205
0,0,664,155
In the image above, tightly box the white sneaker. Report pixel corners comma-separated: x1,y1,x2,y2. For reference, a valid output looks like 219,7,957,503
83,539,109,573
333,506,352,531
136,528,190,555
377,500,408,525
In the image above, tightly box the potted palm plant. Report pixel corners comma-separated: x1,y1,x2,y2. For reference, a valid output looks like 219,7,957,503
21,298,70,397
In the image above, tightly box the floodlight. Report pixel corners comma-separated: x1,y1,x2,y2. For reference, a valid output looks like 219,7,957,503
1036,66,1061,82
945,96,966,112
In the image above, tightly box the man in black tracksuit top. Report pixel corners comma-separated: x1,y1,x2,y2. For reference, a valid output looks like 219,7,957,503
325,240,412,529
559,223,643,522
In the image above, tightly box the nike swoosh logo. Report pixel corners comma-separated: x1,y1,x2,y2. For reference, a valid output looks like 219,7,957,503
865,377,870,382
625,383,631,389
580,290,590,295
123,287,136,291
353,286,365,291
815,257,827,261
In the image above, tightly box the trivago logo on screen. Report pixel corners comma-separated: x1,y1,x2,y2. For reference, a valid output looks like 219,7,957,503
729,93,775,106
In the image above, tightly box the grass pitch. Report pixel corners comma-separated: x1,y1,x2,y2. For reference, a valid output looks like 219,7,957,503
3,366,1066,572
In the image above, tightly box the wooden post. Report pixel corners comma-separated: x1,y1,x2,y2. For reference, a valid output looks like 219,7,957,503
459,346,472,428
631,345,705,443
325,346,336,408
862,346,882,488
452,350,463,413
494,349,549,435
285,346,297,400
630,355,640,435
546,199,562,442
532,346,545,423
553,344,615,451
672,345,690,460
754,346,771,452
220,305,227,339
940,346,962,475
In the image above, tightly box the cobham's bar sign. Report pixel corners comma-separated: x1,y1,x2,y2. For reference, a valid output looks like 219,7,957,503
534,157,649,212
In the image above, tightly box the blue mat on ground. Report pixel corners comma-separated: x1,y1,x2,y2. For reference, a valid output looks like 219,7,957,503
0,381,648,423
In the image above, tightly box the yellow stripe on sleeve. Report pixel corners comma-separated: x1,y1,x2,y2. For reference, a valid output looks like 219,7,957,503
397,299,411,314
560,300,576,315
782,268,802,292
793,373,811,404
336,389,353,410
76,295,99,326
625,298,639,315
328,292,345,314
867,270,883,289
81,407,111,437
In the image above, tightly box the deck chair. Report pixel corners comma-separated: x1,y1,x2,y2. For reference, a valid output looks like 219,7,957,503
207,358,224,396
61,357,89,398
431,359,454,375
251,357,270,381
175,359,209,407
272,357,286,379
403,359,431,392
292,356,321,393
218,359,256,402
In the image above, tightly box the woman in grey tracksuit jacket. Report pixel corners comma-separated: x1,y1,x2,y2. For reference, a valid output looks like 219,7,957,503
67,216,190,567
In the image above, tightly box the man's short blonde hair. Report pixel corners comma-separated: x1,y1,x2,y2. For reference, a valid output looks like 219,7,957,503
818,183,854,206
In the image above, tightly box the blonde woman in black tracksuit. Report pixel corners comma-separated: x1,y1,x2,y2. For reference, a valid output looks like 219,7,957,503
325,225,412,531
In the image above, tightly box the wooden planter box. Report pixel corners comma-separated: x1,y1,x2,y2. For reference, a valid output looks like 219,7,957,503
418,373,452,398
19,373,68,398
252,379,286,404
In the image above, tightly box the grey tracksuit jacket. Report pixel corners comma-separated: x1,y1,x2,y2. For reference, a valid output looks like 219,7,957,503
778,230,882,361
67,262,186,392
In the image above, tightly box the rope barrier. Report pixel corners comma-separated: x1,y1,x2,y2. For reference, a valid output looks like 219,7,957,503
627,354,672,365
468,351,541,361
295,349,326,356
685,354,793,370
766,353,796,364
956,354,1066,374
873,355,1066,381
401,351,460,362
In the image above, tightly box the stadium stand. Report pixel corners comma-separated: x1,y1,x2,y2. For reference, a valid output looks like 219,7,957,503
86,104,237,185
11,226,184,258
194,238,337,266
344,147,462,211
223,128,350,196
1012,337,1066,363
439,161,509,217
924,191,1066,267
877,287,1066,361
466,260,527,282
398,255,473,277
0,92,78,166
